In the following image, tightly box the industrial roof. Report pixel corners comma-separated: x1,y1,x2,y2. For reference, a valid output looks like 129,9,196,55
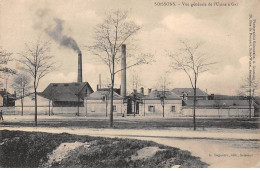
144,90,181,100
41,82,93,102
172,88,208,96
86,90,123,100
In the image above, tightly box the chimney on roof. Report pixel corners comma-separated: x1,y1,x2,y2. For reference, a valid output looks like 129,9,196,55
148,88,152,94
140,87,144,95
121,44,126,98
78,52,82,82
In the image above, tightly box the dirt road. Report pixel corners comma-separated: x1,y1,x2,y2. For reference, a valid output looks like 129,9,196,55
1,126,259,168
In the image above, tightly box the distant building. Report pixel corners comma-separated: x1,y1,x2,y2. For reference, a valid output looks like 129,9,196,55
172,88,208,100
85,90,125,117
97,86,121,96
0,89,16,107
142,90,182,117
181,100,255,117
42,82,93,107
127,89,145,115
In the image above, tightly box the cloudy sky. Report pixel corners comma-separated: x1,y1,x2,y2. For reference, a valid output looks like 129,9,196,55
0,0,259,95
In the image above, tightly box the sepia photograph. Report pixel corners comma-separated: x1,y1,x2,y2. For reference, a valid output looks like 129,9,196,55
0,0,259,168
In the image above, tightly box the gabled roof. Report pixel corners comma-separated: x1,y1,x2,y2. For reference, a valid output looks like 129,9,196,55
144,90,181,100
97,88,121,95
129,92,145,99
86,90,123,100
42,82,93,102
172,88,208,96
183,100,249,107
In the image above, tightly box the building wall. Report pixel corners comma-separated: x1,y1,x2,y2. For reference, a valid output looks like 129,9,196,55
0,96,3,106
10,95,85,115
53,101,84,107
1,106,48,115
85,99,126,117
52,107,85,115
181,107,254,117
187,96,208,100
18,95,50,107
142,99,182,117
1,106,85,115
81,85,94,97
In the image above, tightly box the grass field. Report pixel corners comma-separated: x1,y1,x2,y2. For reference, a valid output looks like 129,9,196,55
0,130,208,168
1,115,259,129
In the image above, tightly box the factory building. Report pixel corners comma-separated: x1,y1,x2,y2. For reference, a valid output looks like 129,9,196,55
85,90,125,117
42,82,93,107
181,100,255,117
142,90,182,117
172,88,208,100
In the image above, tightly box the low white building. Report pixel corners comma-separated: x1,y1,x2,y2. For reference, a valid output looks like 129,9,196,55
85,90,126,117
142,90,182,117
181,100,255,117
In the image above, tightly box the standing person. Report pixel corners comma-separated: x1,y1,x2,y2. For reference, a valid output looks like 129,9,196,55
0,110,3,120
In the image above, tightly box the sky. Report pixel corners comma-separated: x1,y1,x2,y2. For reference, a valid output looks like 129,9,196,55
0,0,259,95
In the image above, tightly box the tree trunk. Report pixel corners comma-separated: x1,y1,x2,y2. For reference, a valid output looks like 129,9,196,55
134,101,136,117
34,88,37,126
49,100,51,116
105,96,108,117
77,96,80,116
163,102,164,117
193,87,197,130
143,100,145,116
249,96,252,118
22,88,24,116
110,81,114,127
21,98,24,116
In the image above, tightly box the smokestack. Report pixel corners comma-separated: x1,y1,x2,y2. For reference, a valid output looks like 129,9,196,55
121,44,126,98
78,52,82,82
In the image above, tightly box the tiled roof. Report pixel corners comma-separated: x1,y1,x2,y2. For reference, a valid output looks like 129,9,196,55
144,90,181,100
42,82,93,102
172,88,208,96
86,90,123,100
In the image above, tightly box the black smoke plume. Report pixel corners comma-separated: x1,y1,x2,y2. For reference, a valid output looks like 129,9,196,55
35,9,81,53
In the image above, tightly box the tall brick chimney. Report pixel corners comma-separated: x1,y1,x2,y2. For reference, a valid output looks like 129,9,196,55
121,44,126,98
78,52,82,82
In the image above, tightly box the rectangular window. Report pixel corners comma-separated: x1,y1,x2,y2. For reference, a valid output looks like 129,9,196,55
91,106,95,112
148,105,155,112
171,106,176,112
113,105,117,112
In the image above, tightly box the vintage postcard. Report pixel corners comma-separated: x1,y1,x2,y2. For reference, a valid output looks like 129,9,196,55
0,0,259,168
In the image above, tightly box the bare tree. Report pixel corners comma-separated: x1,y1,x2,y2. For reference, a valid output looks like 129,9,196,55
0,47,16,75
131,69,142,91
18,39,56,126
89,10,151,127
0,47,16,95
238,76,259,118
168,40,216,130
155,74,171,117
11,73,32,116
